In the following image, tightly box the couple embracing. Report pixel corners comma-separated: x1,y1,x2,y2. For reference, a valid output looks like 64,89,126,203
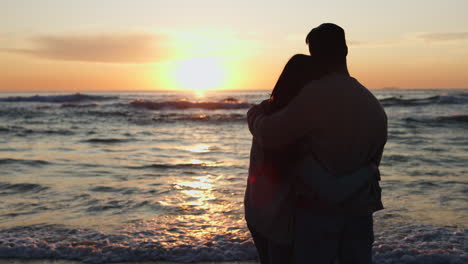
245,23,388,264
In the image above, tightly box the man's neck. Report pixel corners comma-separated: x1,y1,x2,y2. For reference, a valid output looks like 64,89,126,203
328,63,350,77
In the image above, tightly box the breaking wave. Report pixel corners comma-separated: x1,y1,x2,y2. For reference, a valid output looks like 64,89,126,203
0,93,118,103
373,225,468,264
130,98,252,110
0,224,256,263
0,224,465,263
380,95,468,107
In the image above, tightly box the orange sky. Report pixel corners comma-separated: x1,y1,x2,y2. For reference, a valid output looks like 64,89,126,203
1,0,468,91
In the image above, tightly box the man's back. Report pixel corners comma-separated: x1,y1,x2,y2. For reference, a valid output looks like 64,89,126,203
249,73,387,213
299,74,387,175
250,73,387,173
246,23,383,263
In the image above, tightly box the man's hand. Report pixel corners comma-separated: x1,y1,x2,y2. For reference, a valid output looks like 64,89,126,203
247,99,270,134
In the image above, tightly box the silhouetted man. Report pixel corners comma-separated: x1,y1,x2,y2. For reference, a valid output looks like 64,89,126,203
247,23,387,264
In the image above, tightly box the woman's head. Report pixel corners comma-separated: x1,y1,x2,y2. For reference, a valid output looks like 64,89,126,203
269,54,319,113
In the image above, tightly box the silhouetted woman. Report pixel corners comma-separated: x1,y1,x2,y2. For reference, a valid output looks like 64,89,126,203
245,53,327,263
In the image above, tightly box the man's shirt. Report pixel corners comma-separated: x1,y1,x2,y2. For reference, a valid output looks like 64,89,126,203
248,73,387,176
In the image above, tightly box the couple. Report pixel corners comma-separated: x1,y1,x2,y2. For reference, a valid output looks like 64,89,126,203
245,23,388,264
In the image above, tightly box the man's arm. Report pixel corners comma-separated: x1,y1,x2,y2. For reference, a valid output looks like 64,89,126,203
247,82,326,149
293,155,378,204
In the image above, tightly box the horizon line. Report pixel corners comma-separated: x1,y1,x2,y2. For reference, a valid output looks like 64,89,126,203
1,88,468,93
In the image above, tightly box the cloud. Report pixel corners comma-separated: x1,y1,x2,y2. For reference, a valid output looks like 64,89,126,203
418,32,468,42
3,33,169,63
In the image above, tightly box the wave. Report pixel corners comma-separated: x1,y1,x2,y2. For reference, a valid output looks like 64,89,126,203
0,110,244,126
0,224,256,263
61,102,100,108
0,182,49,195
0,107,46,119
130,162,218,170
0,93,118,103
0,126,75,136
74,112,244,123
83,110,130,118
380,95,468,107
89,186,137,194
404,114,468,125
152,113,245,123
373,225,468,264
0,158,51,166
436,114,468,123
0,224,465,263
130,98,252,110
82,138,134,144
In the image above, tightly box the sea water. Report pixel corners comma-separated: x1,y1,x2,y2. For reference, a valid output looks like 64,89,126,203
0,89,466,263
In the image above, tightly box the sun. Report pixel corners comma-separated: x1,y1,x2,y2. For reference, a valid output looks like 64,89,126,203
174,58,225,91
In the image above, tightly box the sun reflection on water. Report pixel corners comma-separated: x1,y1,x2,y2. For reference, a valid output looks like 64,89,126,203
188,159,217,167
194,90,205,98
175,175,216,207
121,172,249,248
177,181,213,190
186,144,211,153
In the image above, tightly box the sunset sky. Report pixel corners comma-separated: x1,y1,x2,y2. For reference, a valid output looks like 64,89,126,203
1,0,468,91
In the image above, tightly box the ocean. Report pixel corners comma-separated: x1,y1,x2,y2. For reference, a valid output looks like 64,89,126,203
0,89,467,263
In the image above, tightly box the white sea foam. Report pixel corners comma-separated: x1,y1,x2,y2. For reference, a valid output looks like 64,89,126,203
0,224,466,263
373,225,467,264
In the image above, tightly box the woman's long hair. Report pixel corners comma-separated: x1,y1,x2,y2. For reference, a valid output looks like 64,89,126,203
267,54,324,114
263,54,327,169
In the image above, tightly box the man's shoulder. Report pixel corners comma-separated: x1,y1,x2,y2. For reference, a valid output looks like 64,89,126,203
301,74,340,93
300,75,376,105
309,74,366,91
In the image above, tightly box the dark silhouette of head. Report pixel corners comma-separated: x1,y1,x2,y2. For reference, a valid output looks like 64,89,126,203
267,23,349,113
306,23,348,66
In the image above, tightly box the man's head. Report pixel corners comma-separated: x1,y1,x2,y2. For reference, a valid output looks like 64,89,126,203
306,23,348,65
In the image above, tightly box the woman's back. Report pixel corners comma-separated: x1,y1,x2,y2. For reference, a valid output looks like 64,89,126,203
245,54,327,244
